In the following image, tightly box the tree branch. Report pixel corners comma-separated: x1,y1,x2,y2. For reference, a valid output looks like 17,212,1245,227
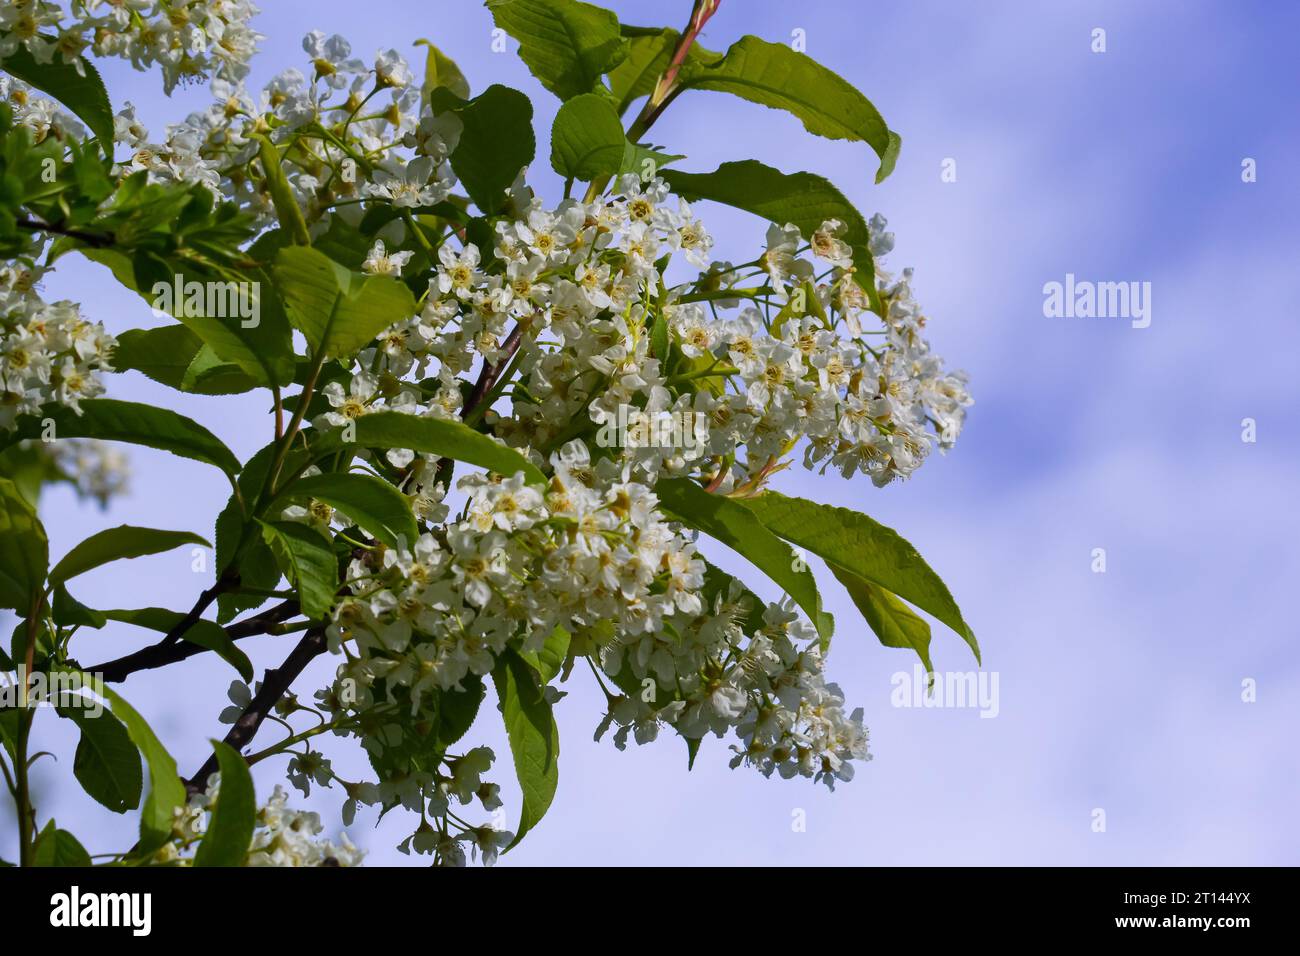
463,321,527,420
15,216,114,248
185,626,328,795
85,600,300,683
158,574,236,647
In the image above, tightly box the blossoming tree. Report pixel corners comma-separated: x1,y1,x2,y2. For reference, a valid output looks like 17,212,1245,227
0,0,977,867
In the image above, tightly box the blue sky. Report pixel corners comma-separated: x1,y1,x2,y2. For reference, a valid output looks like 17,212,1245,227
7,0,1299,865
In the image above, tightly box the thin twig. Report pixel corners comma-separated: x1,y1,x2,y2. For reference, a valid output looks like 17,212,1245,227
85,601,300,683
15,216,114,248
185,626,328,795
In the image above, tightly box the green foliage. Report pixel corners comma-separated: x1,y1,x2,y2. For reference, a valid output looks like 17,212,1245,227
0,44,115,147
50,583,107,629
607,25,687,115
88,249,296,388
739,492,979,662
491,649,559,849
32,821,93,867
272,472,418,550
84,677,187,855
274,245,416,361
663,160,881,308
259,519,339,620
656,477,834,644
113,325,260,396
0,478,47,612
830,566,934,673
429,84,536,214
193,741,256,867
487,0,628,100
56,704,143,815
550,93,681,182
517,625,571,685
416,39,471,99
676,35,900,182
310,410,546,485
0,399,242,479
49,526,209,587
0,0,977,866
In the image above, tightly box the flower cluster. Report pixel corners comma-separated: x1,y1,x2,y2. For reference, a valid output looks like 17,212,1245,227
156,774,365,867
48,437,130,506
597,580,871,789
0,74,83,143
1,264,116,431
2,11,973,865
0,0,262,94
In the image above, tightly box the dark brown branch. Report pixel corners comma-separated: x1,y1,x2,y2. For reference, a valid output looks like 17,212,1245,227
85,600,300,683
463,321,527,419
159,575,236,646
185,626,328,795
15,216,115,248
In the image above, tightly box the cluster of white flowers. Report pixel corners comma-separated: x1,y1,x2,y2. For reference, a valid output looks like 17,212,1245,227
2,12,971,862
0,0,261,94
157,776,365,867
1,264,116,431
48,437,130,505
96,30,455,230
593,579,871,789
172,38,964,837
0,73,84,142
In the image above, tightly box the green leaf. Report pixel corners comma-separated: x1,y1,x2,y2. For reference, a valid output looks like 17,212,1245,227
259,520,339,620
253,134,310,246
0,442,67,507
0,477,48,612
179,344,263,395
740,492,979,662
213,440,286,624
677,35,900,182
518,624,570,685
56,703,143,814
101,607,253,683
50,583,107,629
193,740,256,867
829,565,934,673
686,735,701,770
487,0,628,101
49,525,209,587
662,159,882,310
655,477,833,644
311,411,545,485
491,649,559,850
273,472,417,549
415,38,470,99
82,250,296,387
113,326,259,395
32,821,93,867
273,245,416,361
550,92,681,182
430,84,535,215
0,45,115,148
0,399,242,479
72,676,186,855
438,674,485,747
